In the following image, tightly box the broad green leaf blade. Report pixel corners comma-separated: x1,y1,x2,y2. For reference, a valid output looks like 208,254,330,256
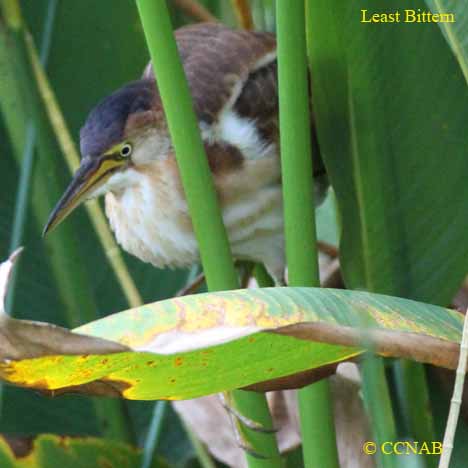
307,0,468,305
306,0,467,453
426,0,468,82
0,434,168,468
0,287,463,400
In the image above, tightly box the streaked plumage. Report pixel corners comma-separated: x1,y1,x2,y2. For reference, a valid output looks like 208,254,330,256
45,23,327,283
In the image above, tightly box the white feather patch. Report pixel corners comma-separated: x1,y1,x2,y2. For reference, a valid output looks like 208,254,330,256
217,111,274,160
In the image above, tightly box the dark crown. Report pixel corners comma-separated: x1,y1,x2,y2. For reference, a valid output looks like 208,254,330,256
80,79,155,157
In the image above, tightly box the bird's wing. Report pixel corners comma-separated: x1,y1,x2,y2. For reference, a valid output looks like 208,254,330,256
142,23,277,136
142,23,325,180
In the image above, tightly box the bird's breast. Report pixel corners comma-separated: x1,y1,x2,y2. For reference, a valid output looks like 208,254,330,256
105,160,199,268
104,155,284,269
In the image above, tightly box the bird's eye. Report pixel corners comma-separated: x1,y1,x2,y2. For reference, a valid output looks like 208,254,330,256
120,143,132,158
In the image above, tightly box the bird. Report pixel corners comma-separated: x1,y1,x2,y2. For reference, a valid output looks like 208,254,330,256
43,22,328,284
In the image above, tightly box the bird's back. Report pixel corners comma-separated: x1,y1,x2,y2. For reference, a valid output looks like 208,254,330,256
143,23,277,129
143,23,324,181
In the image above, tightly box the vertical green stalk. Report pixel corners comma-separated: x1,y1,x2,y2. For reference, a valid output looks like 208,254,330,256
141,401,168,468
276,1,338,467
393,361,436,468
135,1,281,466
361,354,398,468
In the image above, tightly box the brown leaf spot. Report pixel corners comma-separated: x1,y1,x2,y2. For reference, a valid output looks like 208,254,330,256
146,360,156,367
101,359,109,365
2,435,33,458
174,357,183,367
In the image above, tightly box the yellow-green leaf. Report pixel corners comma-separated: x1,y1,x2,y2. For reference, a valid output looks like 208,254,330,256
0,286,463,400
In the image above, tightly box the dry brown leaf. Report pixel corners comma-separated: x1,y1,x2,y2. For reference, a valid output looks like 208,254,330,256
0,249,128,361
174,363,374,468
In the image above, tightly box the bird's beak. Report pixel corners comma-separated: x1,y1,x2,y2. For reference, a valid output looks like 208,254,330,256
43,154,125,236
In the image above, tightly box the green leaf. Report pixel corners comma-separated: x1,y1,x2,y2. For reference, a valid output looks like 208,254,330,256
306,0,468,456
307,0,468,305
0,273,463,400
425,0,468,83
0,434,169,468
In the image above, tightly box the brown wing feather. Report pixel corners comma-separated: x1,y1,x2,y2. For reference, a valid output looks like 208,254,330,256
143,23,276,125
142,23,325,179
234,59,278,144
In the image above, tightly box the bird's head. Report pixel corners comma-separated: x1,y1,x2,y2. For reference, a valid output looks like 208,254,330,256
43,79,167,235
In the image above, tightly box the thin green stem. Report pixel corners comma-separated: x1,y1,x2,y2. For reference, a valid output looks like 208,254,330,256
276,1,338,466
361,354,398,468
393,361,436,468
359,356,398,468
141,401,168,468
276,0,319,286
231,391,282,467
135,1,281,466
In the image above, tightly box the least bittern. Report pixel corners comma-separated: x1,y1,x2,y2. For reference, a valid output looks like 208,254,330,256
44,23,327,284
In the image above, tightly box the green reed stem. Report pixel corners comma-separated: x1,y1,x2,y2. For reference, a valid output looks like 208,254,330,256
276,1,338,467
361,354,398,468
393,360,436,468
141,401,168,468
135,1,281,466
